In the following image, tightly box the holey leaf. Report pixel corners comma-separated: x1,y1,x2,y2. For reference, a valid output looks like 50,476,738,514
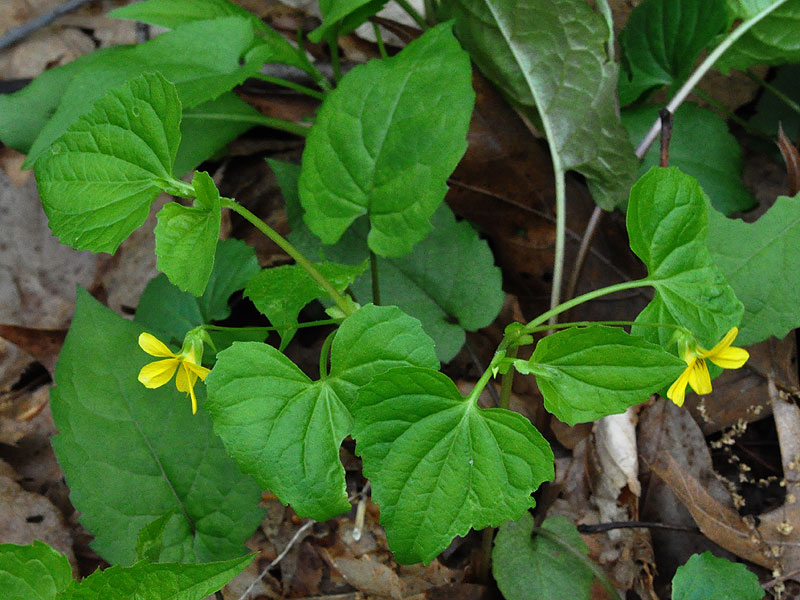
299,22,474,257
154,171,222,296
34,72,182,254
441,0,638,209
352,368,554,564
0,541,72,600
205,304,439,521
627,167,743,349
520,326,685,425
51,288,264,566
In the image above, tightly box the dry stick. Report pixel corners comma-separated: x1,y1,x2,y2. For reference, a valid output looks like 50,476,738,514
577,521,701,535
658,108,674,168
0,0,94,51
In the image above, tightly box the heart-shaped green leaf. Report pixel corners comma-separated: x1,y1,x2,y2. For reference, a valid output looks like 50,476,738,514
353,367,554,564
0,541,72,600
671,552,763,600
205,304,439,521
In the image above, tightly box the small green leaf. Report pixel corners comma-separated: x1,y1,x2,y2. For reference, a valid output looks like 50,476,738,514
627,167,743,348
442,0,638,209
205,304,439,521
0,541,72,600
56,554,254,600
51,288,264,565
244,261,367,348
492,514,594,600
353,367,554,564
617,0,730,105
718,0,800,73
135,239,261,346
622,103,754,215
308,0,388,42
671,552,763,600
276,159,504,362
34,72,182,254
299,22,474,257
521,326,685,425
155,171,222,296
135,513,173,562
707,192,800,345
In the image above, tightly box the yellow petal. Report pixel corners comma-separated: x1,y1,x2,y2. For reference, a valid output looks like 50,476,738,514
175,363,197,394
708,346,749,370
189,384,198,415
138,359,179,388
667,367,691,407
687,358,712,395
698,327,739,358
183,360,211,381
138,333,176,358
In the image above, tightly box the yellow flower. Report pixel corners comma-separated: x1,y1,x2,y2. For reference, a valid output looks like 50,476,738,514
137,332,210,414
667,327,749,407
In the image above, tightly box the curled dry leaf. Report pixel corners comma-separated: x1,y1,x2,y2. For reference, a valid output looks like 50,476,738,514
778,124,800,196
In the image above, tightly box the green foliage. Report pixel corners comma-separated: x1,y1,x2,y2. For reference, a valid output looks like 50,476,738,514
492,514,594,600
136,239,261,347
441,0,638,209
298,22,474,257
205,304,439,521
155,171,222,296
627,167,743,349
718,0,800,72
520,326,685,425
34,72,182,254
51,289,264,565
309,0,388,42
708,192,800,345
135,513,172,562
671,552,763,600
245,261,367,348
622,103,754,215
617,0,730,105
0,541,72,600
352,367,554,564
276,160,505,362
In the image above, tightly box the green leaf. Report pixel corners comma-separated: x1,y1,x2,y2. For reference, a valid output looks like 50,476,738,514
718,0,800,73
492,514,594,600
57,554,254,600
244,261,367,349
155,171,222,296
136,239,261,346
308,0,388,42
707,192,800,345
0,541,72,600
205,304,439,521
749,64,800,142
622,103,754,215
34,72,182,254
298,22,474,257
352,367,554,564
441,0,638,209
135,513,173,562
24,16,268,168
51,288,264,565
276,159,505,362
671,552,763,600
617,0,730,105
520,326,685,425
175,93,263,177
627,167,743,348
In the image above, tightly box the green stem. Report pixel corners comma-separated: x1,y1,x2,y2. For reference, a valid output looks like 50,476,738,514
319,330,336,379
182,112,309,137
329,38,342,82
372,22,389,59
477,527,494,583
395,0,429,29
549,168,567,318
369,250,381,305
524,320,686,335
467,363,497,405
531,526,622,600
745,68,800,115
251,73,325,100
423,0,436,24
296,28,332,91
635,0,790,158
203,318,343,333
498,346,518,410
222,199,354,316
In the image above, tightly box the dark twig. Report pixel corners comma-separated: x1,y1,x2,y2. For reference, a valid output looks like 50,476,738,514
577,521,701,534
0,0,94,51
658,108,674,168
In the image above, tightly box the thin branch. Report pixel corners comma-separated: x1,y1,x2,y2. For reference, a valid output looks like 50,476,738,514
0,0,93,51
577,521,702,534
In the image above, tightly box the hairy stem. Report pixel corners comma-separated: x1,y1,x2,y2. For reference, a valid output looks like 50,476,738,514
372,21,389,59
251,72,325,99
746,67,800,115
396,0,429,29
182,112,309,137
329,38,342,82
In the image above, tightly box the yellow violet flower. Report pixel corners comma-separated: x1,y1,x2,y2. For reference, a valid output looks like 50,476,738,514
667,327,749,407
137,332,210,414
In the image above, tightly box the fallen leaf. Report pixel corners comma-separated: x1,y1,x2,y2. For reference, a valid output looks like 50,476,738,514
778,124,800,196
0,325,66,372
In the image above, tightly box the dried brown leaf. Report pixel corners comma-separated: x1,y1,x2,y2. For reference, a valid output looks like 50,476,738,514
778,124,800,196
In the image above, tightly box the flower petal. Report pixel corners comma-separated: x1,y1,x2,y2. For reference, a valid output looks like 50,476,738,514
175,364,198,394
183,360,211,381
667,367,692,407
708,346,749,370
138,333,177,358
698,327,739,358
189,383,198,415
138,359,179,388
687,358,712,395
